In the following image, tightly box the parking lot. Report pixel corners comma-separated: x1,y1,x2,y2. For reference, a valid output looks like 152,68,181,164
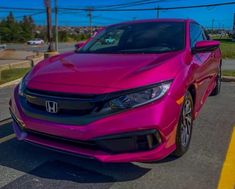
0,82,234,189
5,43,76,53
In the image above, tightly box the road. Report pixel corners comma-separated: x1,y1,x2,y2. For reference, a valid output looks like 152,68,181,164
222,59,235,70
0,82,234,189
0,43,75,67
6,43,76,53
0,85,14,120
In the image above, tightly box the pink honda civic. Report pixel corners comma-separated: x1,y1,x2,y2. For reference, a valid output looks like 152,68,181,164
9,19,222,162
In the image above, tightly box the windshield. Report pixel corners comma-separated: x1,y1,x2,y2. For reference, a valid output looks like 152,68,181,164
78,21,186,54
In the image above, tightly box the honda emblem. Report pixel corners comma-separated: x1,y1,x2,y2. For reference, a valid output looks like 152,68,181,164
45,101,58,113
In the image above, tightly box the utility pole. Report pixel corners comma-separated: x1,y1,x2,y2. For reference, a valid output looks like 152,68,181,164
233,13,235,33
157,5,160,18
87,7,93,36
44,0,53,52
54,0,58,52
211,18,215,32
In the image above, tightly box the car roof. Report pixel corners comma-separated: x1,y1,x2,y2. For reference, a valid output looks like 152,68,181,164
108,18,196,27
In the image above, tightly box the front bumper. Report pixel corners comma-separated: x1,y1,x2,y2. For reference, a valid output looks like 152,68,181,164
10,85,181,162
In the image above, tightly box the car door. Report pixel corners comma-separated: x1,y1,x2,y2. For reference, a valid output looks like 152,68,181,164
190,23,215,112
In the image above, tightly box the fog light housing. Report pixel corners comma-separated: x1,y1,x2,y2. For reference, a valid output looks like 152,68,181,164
95,129,161,154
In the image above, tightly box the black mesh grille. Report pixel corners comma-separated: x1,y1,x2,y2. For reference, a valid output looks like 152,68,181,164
24,88,105,116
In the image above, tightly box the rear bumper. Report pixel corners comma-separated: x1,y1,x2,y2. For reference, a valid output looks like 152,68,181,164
10,85,181,162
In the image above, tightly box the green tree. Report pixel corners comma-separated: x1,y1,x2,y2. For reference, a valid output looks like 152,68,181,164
0,12,36,43
19,15,35,41
6,12,22,42
58,31,69,42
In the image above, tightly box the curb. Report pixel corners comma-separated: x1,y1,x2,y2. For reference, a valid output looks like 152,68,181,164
0,78,21,89
222,76,235,82
0,55,44,72
0,118,12,125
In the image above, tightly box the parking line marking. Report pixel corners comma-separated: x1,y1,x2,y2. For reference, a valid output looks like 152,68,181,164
0,118,12,126
0,134,15,144
217,127,235,189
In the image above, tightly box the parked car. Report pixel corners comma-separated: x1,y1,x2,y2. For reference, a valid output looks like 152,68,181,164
0,44,6,50
27,39,44,45
10,19,221,162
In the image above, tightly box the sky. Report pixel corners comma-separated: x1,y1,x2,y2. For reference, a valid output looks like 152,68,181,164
0,0,234,30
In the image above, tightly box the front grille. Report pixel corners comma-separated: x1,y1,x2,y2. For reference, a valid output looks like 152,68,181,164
24,88,105,116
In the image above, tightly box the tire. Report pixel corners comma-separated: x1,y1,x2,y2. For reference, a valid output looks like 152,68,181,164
173,91,194,157
210,64,221,96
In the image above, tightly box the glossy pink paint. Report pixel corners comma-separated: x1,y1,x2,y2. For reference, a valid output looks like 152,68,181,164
10,19,222,162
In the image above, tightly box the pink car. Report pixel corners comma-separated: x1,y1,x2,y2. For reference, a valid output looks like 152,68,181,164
10,19,221,162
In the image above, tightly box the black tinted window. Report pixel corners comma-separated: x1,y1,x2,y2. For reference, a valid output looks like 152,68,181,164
79,22,186,54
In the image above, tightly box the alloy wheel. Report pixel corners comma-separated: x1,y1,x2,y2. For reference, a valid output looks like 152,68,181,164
180,97,193,147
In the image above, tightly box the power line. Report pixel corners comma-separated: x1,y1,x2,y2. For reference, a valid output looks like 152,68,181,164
0,6,44,11
58,1,235,11
158,1,235,10
100,0,155,7
1,1,235,12
59,7,155,12
14,11,45,19
96,0,164,8
96,0,186,9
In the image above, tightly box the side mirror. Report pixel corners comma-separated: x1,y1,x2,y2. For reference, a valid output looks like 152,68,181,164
192,40,220,54
75,41,86,49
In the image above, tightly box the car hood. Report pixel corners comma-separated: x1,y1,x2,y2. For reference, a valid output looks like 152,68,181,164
26,51,185,94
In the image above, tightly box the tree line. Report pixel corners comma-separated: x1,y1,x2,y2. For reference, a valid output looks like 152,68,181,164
0,12,89,43
0,12,36,43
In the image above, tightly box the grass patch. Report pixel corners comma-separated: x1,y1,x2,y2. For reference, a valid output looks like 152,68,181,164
0,67,30,85
222,70,235,77
212,38,235,59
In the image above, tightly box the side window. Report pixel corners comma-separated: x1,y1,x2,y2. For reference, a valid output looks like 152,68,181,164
201,27,208,40
190,23,205,48
204,29,211,40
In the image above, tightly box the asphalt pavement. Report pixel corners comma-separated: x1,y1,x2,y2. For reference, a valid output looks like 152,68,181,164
6,43,76,53
222,59,235,70
0,82,234,189
0,85,15,120
0,43,75,67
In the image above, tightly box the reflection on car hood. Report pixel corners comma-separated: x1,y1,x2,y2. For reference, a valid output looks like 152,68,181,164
26,51,184,94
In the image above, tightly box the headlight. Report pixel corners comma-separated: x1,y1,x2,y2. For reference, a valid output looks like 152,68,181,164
18,77,26,96
106,81,172,111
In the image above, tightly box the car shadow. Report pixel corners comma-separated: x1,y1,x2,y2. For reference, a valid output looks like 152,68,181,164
0,123,151,187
